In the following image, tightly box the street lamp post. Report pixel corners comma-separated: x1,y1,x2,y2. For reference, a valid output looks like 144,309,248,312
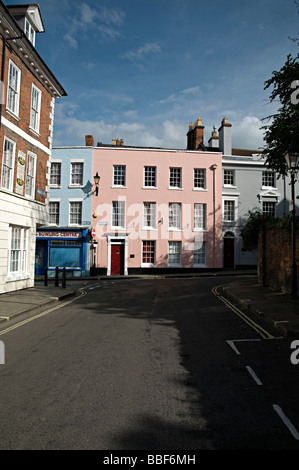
211,164,218,268
94,172,100,196
284,148,299,299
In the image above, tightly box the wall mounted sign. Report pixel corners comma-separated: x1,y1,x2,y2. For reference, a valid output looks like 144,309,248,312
15,151,25,195
36,231,81,238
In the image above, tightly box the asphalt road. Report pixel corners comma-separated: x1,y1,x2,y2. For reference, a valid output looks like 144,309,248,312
0,275,299,451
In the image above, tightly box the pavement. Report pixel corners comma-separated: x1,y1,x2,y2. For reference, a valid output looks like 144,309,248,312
0,271,298,338
0,285,75,322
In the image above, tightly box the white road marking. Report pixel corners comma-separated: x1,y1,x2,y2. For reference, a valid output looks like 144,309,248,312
273,404,299,440
246,365,263,385
0,290,87,337
226,338,261,355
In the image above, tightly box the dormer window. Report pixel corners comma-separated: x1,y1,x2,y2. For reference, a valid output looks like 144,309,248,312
25,18,35,46
7,4,45,47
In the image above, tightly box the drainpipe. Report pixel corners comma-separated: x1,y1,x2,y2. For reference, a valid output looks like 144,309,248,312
0,33,24,128
211,164,218,268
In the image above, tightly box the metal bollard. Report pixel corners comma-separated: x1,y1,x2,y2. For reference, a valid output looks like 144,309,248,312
62,267,66,288
44,267,48,286
55,266,59,287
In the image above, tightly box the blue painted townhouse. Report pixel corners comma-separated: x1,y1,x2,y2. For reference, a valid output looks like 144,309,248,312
35,142,94,277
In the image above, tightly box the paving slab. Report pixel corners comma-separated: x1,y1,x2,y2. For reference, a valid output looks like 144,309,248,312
0,287,75,322
221,278,299,338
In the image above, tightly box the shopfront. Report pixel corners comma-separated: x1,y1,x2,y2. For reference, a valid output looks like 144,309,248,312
35,228,90,277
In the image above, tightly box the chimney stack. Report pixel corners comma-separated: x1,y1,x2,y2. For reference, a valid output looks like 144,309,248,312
187,117,204,150
85,135,94,147
112,138,124,146
208,126,219,148
218,117,232,155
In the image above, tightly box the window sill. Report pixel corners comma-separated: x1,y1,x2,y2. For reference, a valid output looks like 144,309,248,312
142,186,158,190
29,126,40,138
6,273,30,283
0,186,13,194
168,187,183,191
111,185,127,189
193,188,207,191
5,108,20,121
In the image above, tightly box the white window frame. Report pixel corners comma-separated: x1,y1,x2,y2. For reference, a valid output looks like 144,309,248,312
69,200,83,226
112,201,125,228
141,240,156,267
168,241,181,266
144,166,157,188
1,137,16,191
30,84,41,133
223,169,236,187
50,161,61,187
7,60,21,117
169,167,182,189
194,168,206,190
25,151,37,199
194,203,206,230
7,225,29,281
25,18,36,46
193,241,206,267
113,165,126,187
169,202,181,230
49,200,60,225
70,161,84,186
262,201,276,217
223,196,238,223
262,171,276,188
143,202,156,229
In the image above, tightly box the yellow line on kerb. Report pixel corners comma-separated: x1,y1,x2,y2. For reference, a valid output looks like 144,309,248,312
212,285,274,339
0,290,87,337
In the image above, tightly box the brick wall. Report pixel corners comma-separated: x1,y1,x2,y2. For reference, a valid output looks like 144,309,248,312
0,40,53,204
258,226,299,293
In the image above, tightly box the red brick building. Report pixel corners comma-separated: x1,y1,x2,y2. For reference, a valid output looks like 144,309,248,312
0,3,66,293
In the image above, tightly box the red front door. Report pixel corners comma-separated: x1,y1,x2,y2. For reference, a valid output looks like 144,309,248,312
111,244,124,275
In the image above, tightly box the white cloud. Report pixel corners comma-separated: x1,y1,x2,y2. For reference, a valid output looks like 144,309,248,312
53,104,186,149
121,43,161,67
64,3,125,48
53,102,264,152
157,86,200,104
231,116,265,150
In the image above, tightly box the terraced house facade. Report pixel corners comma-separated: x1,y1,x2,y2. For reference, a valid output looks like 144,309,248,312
91,141,223,275
0,2,66,293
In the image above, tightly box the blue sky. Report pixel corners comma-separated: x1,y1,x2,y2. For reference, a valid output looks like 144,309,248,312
5,0,299,150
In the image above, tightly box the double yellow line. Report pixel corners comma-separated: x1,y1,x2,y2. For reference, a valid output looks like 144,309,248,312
0,289,87,337
212,285,275,339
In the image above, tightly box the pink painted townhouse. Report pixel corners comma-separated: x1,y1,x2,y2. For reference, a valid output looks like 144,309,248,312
90,127,222,276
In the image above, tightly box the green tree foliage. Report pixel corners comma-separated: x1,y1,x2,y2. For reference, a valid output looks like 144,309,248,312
241,211,299,251
240,211,275,251
261,54,299,176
